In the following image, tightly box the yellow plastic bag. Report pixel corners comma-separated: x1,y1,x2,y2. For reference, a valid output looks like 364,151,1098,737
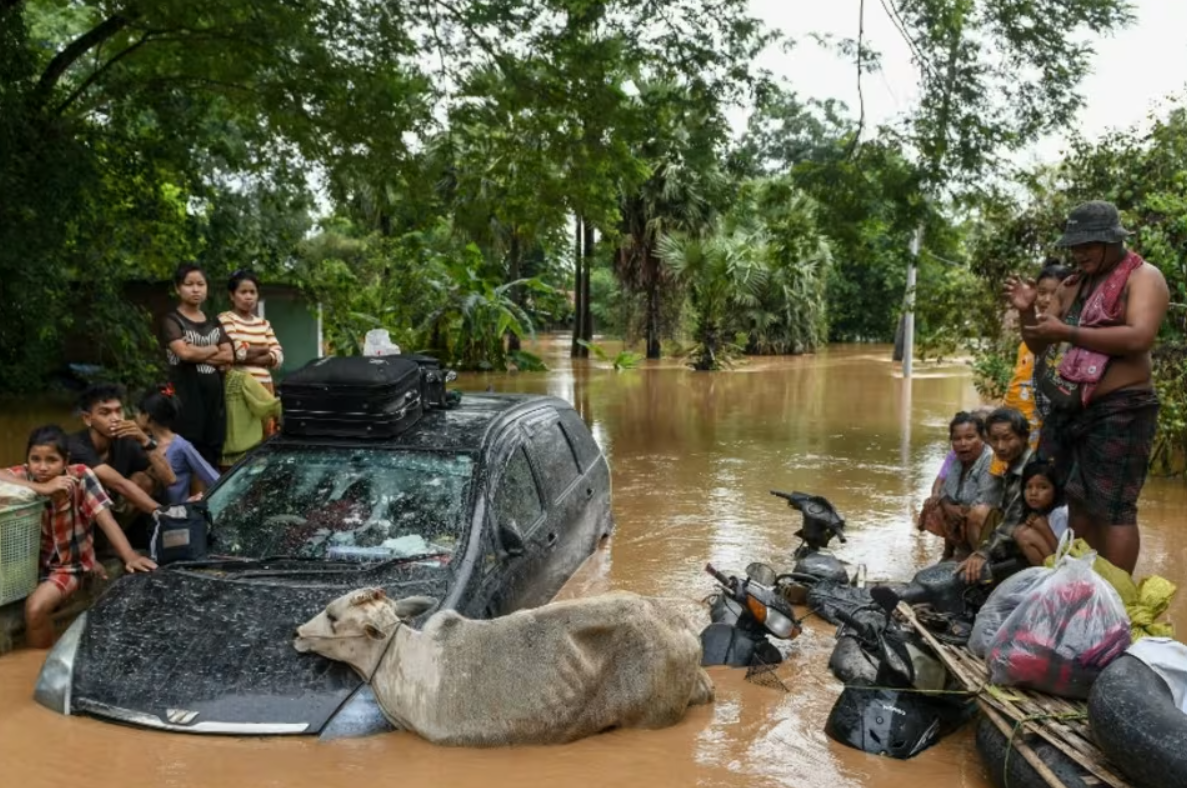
1043,538,1176,642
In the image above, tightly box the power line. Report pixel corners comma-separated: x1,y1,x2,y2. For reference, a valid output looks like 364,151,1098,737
876,0,937,81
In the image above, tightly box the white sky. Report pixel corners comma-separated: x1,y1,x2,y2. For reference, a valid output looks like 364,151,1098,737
737,0,1187,167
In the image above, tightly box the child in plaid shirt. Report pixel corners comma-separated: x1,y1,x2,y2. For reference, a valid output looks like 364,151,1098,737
0,426,156,648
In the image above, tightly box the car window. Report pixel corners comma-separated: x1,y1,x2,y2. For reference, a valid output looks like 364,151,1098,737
494,446,543,534
559,410,601,471
204,447,475,560
527,420,581,503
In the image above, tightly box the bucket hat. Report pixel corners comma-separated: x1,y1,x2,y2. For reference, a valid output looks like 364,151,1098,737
1054,201,1130,247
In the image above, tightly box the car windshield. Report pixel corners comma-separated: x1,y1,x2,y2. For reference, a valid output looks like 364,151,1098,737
204,446,476,561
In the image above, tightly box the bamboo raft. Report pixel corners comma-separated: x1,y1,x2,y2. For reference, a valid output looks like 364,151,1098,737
896,602,1132,788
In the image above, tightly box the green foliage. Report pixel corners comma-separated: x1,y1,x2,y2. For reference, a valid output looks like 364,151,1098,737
508,350,549,373
730,178,832,354
969,338,1015,402
2,0,775,392
657,225,767,371
576,340,644,371
1150,346,1187,476
891,0,1135,190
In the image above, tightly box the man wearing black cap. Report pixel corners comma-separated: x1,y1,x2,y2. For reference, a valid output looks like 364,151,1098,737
1002,201,1169,573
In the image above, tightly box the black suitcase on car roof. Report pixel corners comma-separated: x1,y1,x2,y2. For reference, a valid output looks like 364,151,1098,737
403,353,461,411
279,356,423,439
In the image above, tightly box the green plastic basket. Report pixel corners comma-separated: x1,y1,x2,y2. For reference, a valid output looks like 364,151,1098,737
0,500,43,607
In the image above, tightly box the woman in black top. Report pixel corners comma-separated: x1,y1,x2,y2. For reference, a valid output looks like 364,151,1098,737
163,264,234,467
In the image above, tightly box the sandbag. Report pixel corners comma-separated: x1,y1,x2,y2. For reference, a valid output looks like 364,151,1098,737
968,567,1048,658
986,539,1129,699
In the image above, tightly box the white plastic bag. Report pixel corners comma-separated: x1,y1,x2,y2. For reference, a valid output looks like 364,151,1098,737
363,329,401,357
985,537,1130,698
969,566,1049,658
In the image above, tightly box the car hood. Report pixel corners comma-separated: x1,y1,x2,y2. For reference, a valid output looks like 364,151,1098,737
70,562,451,735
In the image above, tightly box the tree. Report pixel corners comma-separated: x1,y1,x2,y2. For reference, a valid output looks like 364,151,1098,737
867,0,1135,373
615,81,734,358
657,227,766,370
729,178,832,354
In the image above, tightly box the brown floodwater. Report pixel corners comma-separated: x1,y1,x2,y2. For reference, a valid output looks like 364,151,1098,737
2,340,1185,788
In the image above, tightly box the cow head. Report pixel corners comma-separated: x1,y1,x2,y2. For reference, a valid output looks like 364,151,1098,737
293,588,437,680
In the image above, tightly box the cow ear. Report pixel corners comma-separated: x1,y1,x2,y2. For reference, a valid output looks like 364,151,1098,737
363,624,388,641
349,587,386,607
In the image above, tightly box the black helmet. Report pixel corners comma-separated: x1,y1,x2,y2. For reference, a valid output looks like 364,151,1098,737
825,683,974,760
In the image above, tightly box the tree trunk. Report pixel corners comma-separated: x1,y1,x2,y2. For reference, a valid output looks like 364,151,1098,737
507,233,522,353
644,254,662,359
570,215,587,358
581,219,594,349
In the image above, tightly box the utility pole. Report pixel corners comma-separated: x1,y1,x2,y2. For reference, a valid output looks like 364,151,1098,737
898,0,967,379
901,225,922,378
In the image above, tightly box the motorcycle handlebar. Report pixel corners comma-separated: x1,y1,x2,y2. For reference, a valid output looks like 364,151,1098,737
830,604,879,640
704,563,734,589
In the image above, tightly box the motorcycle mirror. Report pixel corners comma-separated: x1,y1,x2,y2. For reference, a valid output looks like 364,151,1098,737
745,562,777,586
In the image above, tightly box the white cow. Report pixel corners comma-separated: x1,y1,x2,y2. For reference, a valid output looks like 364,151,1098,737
293,588,715,746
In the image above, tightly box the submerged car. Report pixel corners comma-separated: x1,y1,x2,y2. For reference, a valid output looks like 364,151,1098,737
34,393,613,737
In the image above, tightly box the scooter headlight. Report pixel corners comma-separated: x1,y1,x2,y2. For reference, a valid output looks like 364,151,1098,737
764,607,800,640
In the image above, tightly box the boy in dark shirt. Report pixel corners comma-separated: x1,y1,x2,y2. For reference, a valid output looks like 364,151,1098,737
69,383,174,546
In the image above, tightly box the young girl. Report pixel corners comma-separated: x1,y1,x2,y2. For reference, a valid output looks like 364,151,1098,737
1012,459,1070,566
163,263,234,468
0,426,156,648
136,385,220,504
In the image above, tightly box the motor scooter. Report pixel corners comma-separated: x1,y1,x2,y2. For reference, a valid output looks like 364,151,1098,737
760,490,855,607
700,562,803,668
823,597,977,760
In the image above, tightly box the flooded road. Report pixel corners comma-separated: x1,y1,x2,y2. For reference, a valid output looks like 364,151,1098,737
2,341,1185,788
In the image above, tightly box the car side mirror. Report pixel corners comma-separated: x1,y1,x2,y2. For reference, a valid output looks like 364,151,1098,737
497,519,526,557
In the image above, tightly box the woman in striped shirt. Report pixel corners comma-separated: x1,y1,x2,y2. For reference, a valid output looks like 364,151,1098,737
219,270,285,393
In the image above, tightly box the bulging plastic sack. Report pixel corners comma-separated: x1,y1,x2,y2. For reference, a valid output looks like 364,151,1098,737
363,329,401,357
968,566,1048,658
986,534,1130,698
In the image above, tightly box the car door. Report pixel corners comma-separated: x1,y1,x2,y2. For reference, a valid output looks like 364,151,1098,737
558,408,614,548
480,437,549,614
521,409,593,602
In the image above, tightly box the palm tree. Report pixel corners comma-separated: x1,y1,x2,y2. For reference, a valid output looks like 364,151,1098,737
657,228,767,370
730,179,832,355
615,81,732,359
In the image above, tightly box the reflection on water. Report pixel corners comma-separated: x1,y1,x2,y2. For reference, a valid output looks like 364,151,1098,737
2,341,1185,788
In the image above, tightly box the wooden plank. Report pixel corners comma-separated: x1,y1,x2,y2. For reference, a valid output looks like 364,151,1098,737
896,602,1133,788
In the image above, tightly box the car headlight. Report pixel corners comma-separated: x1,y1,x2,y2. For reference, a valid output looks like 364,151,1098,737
33,612,86,715
319,684,395,741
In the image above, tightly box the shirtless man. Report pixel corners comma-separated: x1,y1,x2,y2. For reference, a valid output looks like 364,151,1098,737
1003,201,1169,573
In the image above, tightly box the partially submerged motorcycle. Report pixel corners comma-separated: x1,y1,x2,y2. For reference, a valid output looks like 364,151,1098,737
700,490,856,669
700,562,802,668
824,593,977,760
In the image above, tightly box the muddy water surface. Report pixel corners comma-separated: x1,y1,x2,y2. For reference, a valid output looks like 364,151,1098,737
2,341,1185,788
